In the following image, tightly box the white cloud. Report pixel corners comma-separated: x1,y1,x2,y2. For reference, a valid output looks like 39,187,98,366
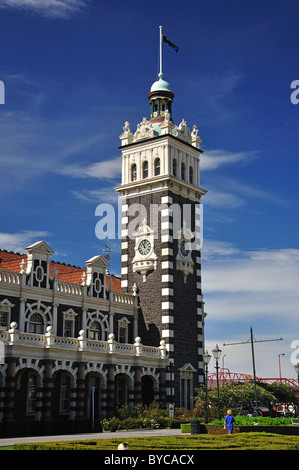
59,157,122,180
0,0,88,18
202,241,299,379
202,240,241,259
203,245,299,294
72,188,120,204
0,230,51,253
203,189,245,209
202,240,299,377
201,149,257,171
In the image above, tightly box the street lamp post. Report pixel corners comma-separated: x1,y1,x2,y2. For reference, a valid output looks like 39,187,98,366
294,363,299,385
212,344,222,420
278,353,285,382
203,350,211,424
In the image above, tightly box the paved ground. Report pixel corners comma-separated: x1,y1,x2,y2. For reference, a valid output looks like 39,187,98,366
0,428,183,447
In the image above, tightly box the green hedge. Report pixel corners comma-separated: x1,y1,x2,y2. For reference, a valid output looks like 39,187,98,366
13,433,299,451
211,415,293,426
100,416,181,432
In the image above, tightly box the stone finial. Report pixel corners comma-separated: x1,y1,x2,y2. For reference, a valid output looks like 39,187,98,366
159,339,167,358
78,330,85,350
20,259,26,274
119,121,133,146
191,124,202,149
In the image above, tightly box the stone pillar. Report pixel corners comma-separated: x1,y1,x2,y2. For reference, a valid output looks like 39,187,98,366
76,361,86,424
134,365,142,405
3,355,17,435
106,364,115,418
158,367,166,405
41,359,54,432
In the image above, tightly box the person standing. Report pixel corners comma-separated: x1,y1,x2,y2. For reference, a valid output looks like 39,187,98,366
224,409,236,434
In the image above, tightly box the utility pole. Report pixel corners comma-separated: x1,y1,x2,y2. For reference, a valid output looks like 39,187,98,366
223,326,282,417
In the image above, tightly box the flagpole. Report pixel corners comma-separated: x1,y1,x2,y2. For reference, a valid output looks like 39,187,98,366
159,25,162,75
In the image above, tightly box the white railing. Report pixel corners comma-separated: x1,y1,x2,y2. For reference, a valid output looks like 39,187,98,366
3,324,167,360
112,291,135,305
0,270,21,285
55,280,83,296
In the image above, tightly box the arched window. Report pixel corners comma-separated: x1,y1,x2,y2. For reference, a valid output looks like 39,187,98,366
131,163,137,182
154,158,160,176
173,159,177,177
181,162,185,180
189,166,193,184
89,320,101,340
142,160,148,179
28,313,43,334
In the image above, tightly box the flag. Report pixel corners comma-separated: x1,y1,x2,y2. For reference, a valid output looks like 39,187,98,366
162,34,179,53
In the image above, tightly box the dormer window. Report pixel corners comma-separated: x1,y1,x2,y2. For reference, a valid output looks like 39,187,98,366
35,265,44,283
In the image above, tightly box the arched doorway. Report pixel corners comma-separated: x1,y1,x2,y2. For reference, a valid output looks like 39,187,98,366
141,375,154,406
85,373,103,424
115,374,129,410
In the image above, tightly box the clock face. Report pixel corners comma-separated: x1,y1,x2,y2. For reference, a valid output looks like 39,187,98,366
180,240,189,257
138,239,151,256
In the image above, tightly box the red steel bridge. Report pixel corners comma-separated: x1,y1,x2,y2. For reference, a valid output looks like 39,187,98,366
207,370,299,390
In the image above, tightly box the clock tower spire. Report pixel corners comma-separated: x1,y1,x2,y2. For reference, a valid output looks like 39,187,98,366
116,54,207,409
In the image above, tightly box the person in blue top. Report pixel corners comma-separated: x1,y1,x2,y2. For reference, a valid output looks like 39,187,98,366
224,409,236,434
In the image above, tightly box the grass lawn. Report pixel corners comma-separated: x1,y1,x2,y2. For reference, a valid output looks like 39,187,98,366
9,433,299,451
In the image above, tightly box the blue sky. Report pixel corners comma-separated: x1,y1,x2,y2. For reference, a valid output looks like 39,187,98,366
0,0,299,380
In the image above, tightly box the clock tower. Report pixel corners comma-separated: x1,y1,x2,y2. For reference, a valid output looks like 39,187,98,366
115,71,207,408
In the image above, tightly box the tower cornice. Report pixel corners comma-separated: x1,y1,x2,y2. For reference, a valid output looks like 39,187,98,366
119,132,203,154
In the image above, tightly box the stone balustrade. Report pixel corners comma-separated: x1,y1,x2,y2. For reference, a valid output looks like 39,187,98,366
3,323,167,360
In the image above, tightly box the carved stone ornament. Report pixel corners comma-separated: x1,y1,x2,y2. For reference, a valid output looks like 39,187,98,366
132,219,157,282
133,117,155,142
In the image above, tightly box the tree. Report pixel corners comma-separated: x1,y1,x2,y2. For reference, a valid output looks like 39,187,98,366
258,382,299,408
194,381,277,419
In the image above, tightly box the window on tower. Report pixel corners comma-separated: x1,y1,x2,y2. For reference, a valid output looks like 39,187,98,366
154,158,160,176
189,166,193,184
143,160,148,178
173,159,177,177
131,163,137,182
181,162,185,180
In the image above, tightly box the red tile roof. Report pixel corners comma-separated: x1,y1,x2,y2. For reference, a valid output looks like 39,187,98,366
0,249,121,292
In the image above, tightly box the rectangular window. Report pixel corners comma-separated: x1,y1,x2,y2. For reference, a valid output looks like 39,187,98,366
119,327,127,343
64,319,73,337
0,312,7,328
